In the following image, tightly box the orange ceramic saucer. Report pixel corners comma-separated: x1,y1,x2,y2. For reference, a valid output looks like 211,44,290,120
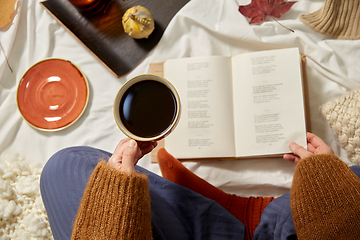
17,59,89,131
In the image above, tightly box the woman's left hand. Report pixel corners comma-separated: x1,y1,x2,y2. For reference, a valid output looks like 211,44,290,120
108,138,157,174
283,132,334,164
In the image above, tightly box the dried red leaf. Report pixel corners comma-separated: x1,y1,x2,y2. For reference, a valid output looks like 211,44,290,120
239,0,296,24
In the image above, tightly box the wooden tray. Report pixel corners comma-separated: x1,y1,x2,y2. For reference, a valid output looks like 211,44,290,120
40,0,190,77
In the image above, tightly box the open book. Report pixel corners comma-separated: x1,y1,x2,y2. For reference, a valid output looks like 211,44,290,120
150,48,308,161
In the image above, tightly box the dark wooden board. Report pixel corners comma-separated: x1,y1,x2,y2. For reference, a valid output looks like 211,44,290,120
40,0,190,77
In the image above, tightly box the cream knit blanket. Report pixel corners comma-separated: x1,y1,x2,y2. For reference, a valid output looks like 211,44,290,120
0,153,53,240
322,88,360,165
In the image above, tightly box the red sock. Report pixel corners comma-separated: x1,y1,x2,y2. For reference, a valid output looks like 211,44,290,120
157,148,274,240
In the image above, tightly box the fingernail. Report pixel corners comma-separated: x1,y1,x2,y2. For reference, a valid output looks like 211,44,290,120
129,139,136,147
289,142,297,148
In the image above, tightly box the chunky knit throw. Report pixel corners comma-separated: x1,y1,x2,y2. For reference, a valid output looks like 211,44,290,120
290,154,360,239
300,0,360,40
321,87,360,165
71,161,152,240
0,153,53,239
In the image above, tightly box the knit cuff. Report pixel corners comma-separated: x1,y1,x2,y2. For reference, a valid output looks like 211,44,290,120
300,0,360,40
290,154,360,239
71,161,152,240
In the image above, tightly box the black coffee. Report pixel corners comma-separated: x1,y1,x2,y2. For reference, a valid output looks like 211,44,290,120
119,80,177,138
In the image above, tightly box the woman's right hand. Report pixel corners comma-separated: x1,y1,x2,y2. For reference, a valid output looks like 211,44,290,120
108,138,157,174
283,132,334,164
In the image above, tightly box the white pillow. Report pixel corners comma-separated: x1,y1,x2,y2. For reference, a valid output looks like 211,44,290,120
322,88,360,165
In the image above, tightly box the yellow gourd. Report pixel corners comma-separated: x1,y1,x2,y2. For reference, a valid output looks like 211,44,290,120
122,5,155,39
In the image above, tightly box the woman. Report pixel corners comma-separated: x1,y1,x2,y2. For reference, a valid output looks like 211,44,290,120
40,133,360,239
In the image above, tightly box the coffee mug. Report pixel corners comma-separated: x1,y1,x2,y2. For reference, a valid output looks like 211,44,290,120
114,74,181,141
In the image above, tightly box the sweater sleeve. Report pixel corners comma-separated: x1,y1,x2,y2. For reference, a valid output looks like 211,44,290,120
71,161,152,240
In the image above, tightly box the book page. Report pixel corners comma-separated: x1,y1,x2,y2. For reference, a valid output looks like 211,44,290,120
231,48,307,157
164,56,236,159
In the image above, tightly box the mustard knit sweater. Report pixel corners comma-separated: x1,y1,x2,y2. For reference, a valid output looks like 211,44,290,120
71,161,152,239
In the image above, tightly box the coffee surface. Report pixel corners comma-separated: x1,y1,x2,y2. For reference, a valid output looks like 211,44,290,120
119,80,177,138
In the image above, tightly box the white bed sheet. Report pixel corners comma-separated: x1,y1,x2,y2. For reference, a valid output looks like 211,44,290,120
1,0,359,197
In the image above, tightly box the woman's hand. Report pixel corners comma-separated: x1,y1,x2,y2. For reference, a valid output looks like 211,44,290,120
283,132,334,164
108,138,158,174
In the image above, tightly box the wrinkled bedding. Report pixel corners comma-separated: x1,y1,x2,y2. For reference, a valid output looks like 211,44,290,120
1,0,359,201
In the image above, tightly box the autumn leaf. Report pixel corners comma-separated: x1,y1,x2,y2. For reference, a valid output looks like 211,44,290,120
0,0,17,72
239,0,296,24
0,0,18,29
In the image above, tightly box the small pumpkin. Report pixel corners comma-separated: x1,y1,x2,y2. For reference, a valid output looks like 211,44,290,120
122,5,155,39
